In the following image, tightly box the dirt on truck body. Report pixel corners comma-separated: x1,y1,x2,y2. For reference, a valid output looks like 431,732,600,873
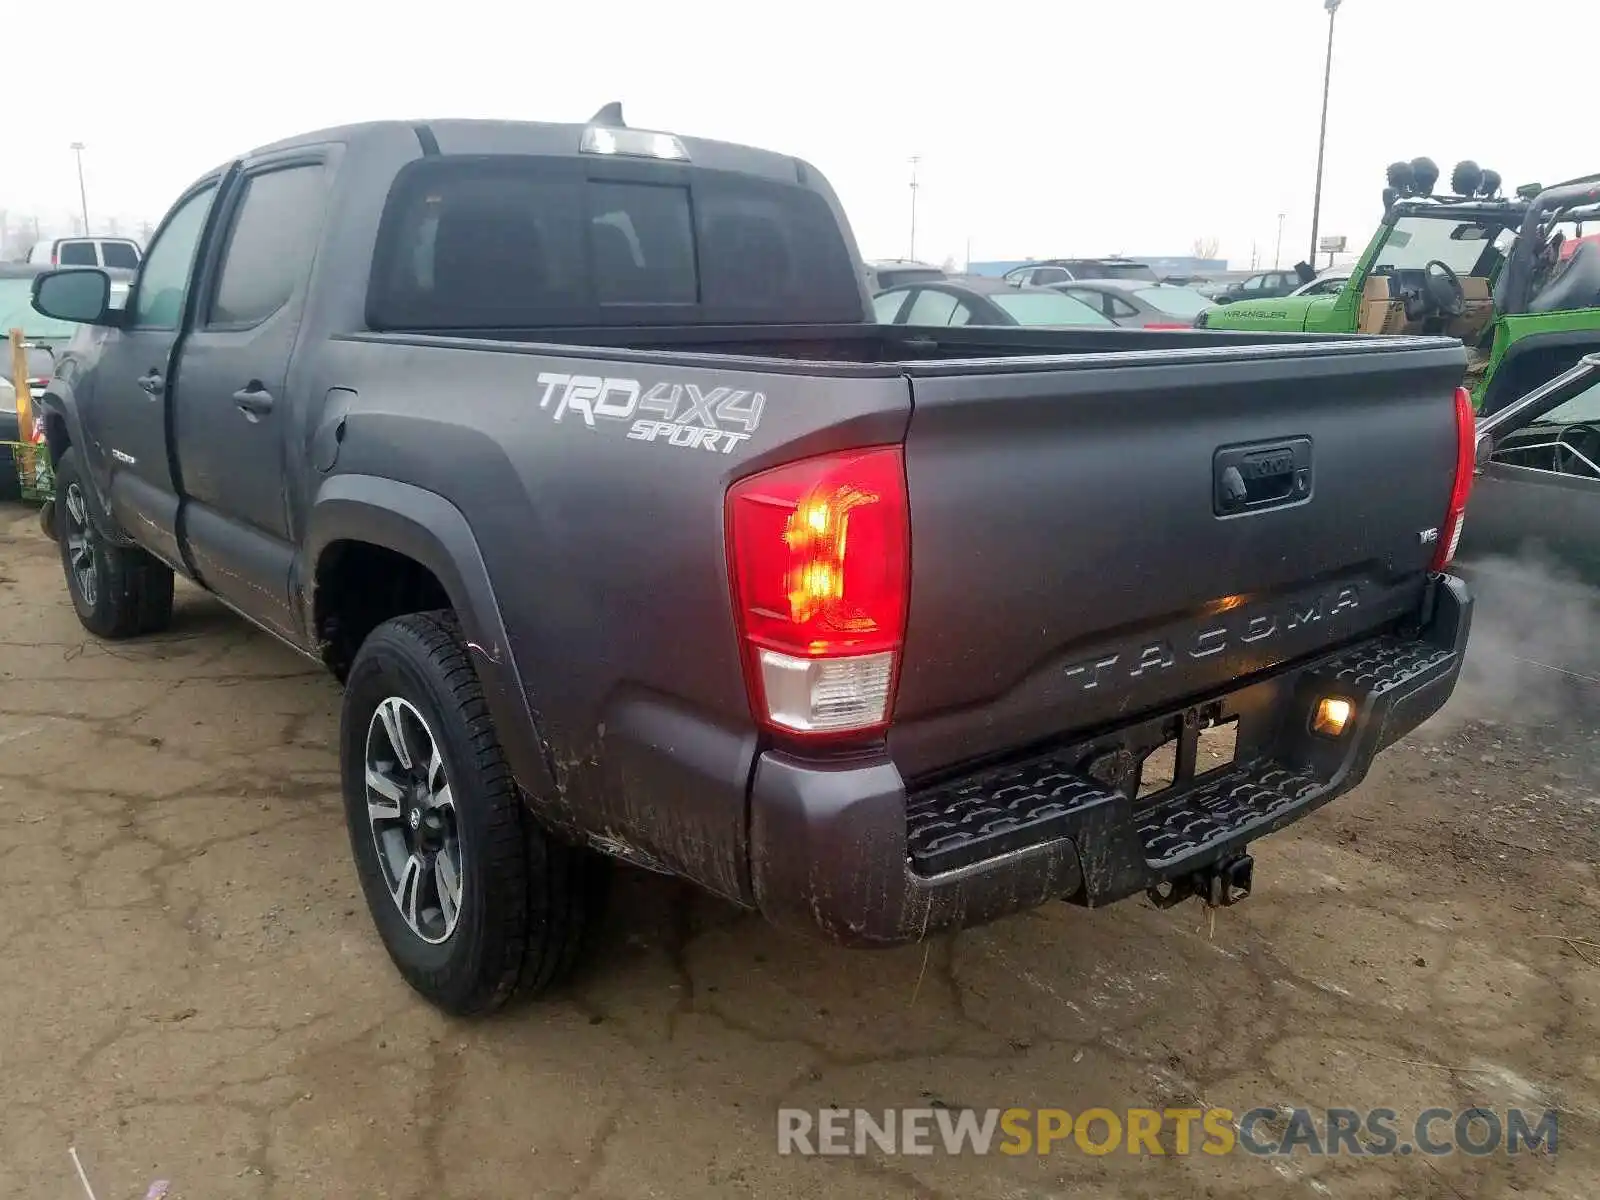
28,105,1473,1015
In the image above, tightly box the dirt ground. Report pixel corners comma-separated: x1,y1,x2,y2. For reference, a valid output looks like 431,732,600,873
2,500,1597,1200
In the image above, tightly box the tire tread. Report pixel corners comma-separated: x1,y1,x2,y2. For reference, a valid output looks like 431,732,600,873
349,610,598,1014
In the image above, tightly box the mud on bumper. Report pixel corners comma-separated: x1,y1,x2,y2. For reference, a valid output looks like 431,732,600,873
749,575,1471,946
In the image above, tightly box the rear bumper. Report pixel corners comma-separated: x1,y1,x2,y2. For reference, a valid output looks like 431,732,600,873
749,574,1471,946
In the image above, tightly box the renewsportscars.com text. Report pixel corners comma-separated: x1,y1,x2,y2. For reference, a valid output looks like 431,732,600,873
776,1106,1559,1158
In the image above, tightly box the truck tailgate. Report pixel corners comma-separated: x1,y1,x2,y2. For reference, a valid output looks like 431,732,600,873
890,338,1467,780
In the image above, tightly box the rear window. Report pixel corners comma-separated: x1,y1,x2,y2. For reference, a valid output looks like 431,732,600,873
876,268,943,290
1068,260,1158,282
991,291,1113,327
1132,287,1213,317
101,241,140,269
57,242,96,266
368,156,864,329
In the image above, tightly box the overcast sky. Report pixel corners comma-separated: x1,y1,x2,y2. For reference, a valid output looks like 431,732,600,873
7,0,1590,270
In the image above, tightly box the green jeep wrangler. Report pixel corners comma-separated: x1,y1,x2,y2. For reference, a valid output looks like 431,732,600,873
1204,158,1600,414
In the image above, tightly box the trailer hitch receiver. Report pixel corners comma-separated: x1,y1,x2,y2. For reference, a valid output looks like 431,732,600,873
1146,852,1255,910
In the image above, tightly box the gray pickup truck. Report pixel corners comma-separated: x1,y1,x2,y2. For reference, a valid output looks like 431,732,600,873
29,108,1475,1015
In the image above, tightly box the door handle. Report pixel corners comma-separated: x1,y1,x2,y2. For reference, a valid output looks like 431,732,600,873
137,370,164,396
233,385,275,419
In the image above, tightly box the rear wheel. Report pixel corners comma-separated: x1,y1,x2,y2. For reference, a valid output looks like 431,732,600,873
340,611,603,1015
54,447,174,639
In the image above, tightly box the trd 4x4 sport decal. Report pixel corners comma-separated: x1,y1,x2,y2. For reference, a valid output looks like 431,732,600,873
535,373,765,454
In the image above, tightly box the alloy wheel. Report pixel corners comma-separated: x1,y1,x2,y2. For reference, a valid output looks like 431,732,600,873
364,697,464,944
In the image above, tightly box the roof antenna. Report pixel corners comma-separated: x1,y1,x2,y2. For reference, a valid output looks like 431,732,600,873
589,102,626,127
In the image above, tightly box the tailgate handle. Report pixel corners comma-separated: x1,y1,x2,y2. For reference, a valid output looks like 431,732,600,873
1214,438,1313,516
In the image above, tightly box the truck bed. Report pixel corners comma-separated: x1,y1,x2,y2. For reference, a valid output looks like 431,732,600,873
346,321,1435,370
323,323,1467,805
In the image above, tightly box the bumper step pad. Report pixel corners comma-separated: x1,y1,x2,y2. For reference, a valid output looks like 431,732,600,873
904,633,1459,882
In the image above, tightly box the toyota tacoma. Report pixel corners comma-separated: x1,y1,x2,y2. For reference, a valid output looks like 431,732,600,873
29,107,1475,1014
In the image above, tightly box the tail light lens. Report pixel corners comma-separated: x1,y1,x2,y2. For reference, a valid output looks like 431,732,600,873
1431,385,1476,572
1144,323,1193,331
725,445,910,738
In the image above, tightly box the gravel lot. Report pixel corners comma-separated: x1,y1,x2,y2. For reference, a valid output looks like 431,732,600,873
2,500,1597,1199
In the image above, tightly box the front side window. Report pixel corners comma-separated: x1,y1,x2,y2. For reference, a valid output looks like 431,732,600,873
209,165,329,326
133,186,218,329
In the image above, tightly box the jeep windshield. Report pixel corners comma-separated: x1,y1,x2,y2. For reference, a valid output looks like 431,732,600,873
1373,214,1511,277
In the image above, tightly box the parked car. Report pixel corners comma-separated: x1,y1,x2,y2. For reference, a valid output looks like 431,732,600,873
1289,270,1350,298
1002,257,1160,286
1052,279,1215,329
1460,355,1600,583
864,259,946,292
31,107,1472,1017
1192,276,1250,300
24,237,142,270
1214,268,1309,304
873,275,1114,327
1,264,133,499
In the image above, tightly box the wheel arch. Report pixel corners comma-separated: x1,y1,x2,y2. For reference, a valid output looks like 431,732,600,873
302,473,559,800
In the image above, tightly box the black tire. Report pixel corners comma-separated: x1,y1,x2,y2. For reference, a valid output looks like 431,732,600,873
54,447,174,639
340,610,602,1015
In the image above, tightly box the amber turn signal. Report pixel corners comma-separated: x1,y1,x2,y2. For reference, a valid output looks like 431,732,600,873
1312,697,1354,738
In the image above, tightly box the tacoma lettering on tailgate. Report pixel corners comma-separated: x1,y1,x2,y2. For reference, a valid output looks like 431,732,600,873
535,373,765,454
1063,586,1361,691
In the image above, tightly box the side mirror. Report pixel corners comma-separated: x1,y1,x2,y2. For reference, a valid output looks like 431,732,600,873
32,269,115,325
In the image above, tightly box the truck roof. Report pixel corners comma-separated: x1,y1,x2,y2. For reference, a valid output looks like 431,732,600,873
235,118,815,187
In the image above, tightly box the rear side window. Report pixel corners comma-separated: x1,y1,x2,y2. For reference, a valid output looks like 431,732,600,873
368,156,864,329
209,165,329,326
101,242,140,269
905,290,961,325
57,242,96,265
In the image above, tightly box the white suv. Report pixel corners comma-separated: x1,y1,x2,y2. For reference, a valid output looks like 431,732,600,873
25,237,142,269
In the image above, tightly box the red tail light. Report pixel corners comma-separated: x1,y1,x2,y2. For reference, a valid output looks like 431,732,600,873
1144,322,1192,330
725,445,910,738
1431,385,1476,572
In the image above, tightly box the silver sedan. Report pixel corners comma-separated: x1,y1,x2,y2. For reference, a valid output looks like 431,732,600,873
1051,279,1216,329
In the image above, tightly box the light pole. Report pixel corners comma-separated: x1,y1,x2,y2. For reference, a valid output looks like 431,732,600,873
1308,0,1341,266
908,156,921,261
70,142,89,235
1274,213,1286,269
